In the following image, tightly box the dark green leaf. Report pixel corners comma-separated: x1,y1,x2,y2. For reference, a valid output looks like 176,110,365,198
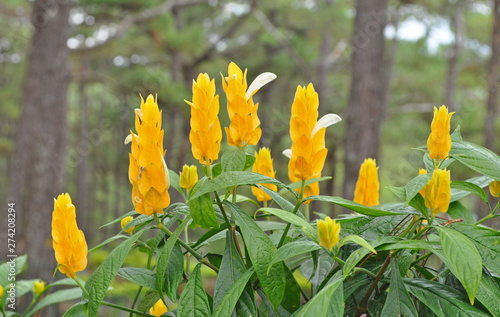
212,268,256,317
451,181,488,204
259,207,317,241
447,201,474,224
380,259,418,317
449,140,500,180
117,267,156,290
268,240,322,273
281,266,301,313
190,193,219,229
62,301,87,317
137,290,160,313
88,234,129,253
164,243,184,301
27,288,82,316
243,154,256,170
477,271,500,317
169,168,184,197
405,174,431,204
178,263,211,317
221,149,246,172
306,196,405,217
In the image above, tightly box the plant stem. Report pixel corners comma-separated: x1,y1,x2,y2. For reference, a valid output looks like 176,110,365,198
305,203,310,222
154,214,218,272
214,191,232,230
184,225,191,275
475,213,495,225
101,301,157,317
73,276,89,297
277,179,306,248
353,267,378,278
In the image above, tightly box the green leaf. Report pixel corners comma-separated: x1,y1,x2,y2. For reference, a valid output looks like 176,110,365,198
380,259,418,317
88,234,129,253
83,231,142,317
436,226,482,305
290,272,342,317
191,171,289,200
213,232,256,316
117,267,157,290
424,153,455,173
178,263,211,317
0,255,26,287
408,194,428,218
169,168,184,196
450,176,493,202
387,186,406,201
451,181,489,204
256,287,290,317
376,240,441,251
259,207,318,241
338,235,377,253
27,288,82,316
449,140,500,180
243,154,256,170
137,290,160,313
164,242,184,302
287,177,332,190
228,201,286,310
98,210,137,229
62,301,87,317
306,196,405,217
404,278,490,317
343,237,396,279
190,193,219,229
222,149,247,172
255,184,294,212
477,271,500,317
212,268,256,317
268,240,322,274
451,223,500,275
282,266,301,313
300,254,334,293
405,174,431,204
447,201,475,224
156,215,191,303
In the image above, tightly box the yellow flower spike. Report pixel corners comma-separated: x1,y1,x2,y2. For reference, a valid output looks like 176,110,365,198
150,299,168,316
251,148,277,202
425,169,451,216
127,94,170,216
185,73,222,165
284,84,341,201
489,180,500,197
317,216,341,251
51,193,88,278
179,165,199,192
419,169,428,197
353,158,380,207
427,105,454,160
121,216,135,235
222,62,276,148
33,280,46,296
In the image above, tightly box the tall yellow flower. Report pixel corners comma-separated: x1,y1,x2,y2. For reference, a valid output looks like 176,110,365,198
317,216,341,251
353,158,380,207
126,95,170,216
121,216,135,235
427,105,454,160
150,299,168,316
425,169,451,215
419,169,428,197
51,193,88,278
179,165,198,192
185,73,222,164
251,147,277,202
222,62,276,148
489,180,500,197
283,84,341,200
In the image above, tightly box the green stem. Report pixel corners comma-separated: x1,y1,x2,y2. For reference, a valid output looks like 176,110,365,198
353,267,378,278
73,276,89,297
475,213,495,225
21,299,37,317
184,225,191,275
154,214,218,272
493,200,500,214
398,217,420,238
305,203,310,222
411,252,432,267
277,179,306,248
214,191,232,230
101,301,157,317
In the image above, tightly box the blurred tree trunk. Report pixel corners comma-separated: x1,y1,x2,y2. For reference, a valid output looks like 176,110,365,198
343,0,389,200
77,61,90,238
6,0,71,284
445,2,464,112
485,0,500,152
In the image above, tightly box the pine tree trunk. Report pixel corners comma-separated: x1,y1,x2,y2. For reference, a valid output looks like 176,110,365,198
6,0,71,285
343,0,388,199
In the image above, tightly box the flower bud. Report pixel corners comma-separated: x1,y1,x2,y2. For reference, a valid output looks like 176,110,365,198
424,169,451,215
317,216,341,251
179,165,198,192
121,216,135,235
251,148,277,202
150,299,168,316
489,180,500,197
427,106,454,160
34,280,45,295
354,158,380,207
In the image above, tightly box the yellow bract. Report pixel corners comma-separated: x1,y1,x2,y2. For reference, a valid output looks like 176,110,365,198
185,73,222,164
222,62,262,148
427,105,454,160
489,180,500,197
353,158,380,207
317,216,340,251
127,95,170,216
0,285,3,298
150,299,168,316
34,280,45,295
121,216,135,235
179,164,199,192
419,169,428,197
425,169,451,215
51,193,88,278
251,147,277,202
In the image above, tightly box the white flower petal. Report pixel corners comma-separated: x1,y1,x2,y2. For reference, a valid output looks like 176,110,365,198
311,114,342,138
246,72,277,100
162,156,170,186
135,108,143,120
282,149,292,159
124,133,133,144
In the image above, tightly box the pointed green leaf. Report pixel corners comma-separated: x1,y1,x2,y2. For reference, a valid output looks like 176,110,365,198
222,149,247,172
380,259,418,317
447,201,475,224
190,193,219,229
117,267,156,290
405,174,431,204
449,140,500,180
281,266,301,313
88,234,129,253
338,235,376,253
451,181,488,204
291,272,342,317
178,263,211,317
477,271,500,317
268,240,322,274
212,268,256,317
259,207,317,241
305,196,405,217
164,243,184,301
27,288,82,316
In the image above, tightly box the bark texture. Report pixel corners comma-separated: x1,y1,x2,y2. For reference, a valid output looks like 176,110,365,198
343,0,389,199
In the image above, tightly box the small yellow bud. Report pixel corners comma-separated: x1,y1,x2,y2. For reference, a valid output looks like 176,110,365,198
150,299,168,316
489,180,500,197
353,158,380,207
33,280,45,295
179,165,198,192
121,216,135,235
425,169,451,216
0,285,3,298
427,106,454,160
252,148,277,202
317,216,341,251
419,169,428,197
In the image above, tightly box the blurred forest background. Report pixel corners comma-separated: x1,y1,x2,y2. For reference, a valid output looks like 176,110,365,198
1,0,500,311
